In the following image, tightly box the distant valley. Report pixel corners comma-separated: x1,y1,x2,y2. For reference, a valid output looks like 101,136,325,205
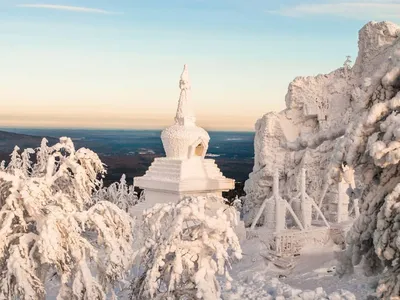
0,129,254,198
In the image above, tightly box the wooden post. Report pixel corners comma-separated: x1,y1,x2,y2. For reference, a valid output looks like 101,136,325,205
301,168,312,229
274,170,285,232
250,196,269,230
338,178,351,223
284,201,304,230
316,182,329,221
309,196,330,228
353,198,360,218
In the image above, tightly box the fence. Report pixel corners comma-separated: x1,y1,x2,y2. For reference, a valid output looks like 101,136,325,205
274,227,331,257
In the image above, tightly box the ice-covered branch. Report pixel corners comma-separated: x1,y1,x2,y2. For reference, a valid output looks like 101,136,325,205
0,138,135,300
131,195,242,300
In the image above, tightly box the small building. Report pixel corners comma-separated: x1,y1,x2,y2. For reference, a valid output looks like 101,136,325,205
134,65,235,209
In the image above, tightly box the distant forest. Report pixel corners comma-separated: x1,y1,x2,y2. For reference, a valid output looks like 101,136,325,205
0,130,251,200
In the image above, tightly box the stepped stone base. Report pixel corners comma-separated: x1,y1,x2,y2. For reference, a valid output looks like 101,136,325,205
134,156,234,213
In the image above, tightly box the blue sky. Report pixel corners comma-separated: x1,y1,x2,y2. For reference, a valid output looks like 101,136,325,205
0,0,399,131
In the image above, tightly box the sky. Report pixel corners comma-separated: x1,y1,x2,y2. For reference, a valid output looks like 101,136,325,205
1,1,400,131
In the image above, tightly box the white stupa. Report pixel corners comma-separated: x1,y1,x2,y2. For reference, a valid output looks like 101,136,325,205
134,65,235,208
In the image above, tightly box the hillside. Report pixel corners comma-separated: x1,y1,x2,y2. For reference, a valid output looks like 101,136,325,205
0,130,58,151
0,130,58,164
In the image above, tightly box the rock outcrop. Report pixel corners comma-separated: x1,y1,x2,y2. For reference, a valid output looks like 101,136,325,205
243,21,400,227
244,20,400,298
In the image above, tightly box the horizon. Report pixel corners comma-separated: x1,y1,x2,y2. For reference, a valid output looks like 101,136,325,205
0,125,255,133
1,1,400,130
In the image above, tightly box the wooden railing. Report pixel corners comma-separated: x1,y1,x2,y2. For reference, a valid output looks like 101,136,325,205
274,227,330,257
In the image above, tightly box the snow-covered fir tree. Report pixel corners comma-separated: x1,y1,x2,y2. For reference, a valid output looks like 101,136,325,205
0,161,5,171
20,148,35,178
0,137,135,300
6,145,22,175
343,55,352,69
130,195,242,300
32,137,50,176
93,174,140,216
138,189,145,202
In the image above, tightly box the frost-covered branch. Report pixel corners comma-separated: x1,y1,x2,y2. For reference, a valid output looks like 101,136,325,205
0,137,135,300
130,195,242,300
92,174,140,216
335,49,400,298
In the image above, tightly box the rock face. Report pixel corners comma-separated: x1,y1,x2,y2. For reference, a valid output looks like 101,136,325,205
243,21,400,227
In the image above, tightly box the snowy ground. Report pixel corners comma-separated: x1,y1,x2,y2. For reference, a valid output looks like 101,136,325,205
45,233,377,299
223,237,377,299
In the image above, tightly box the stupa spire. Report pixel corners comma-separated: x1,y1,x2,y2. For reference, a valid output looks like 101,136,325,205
175,64,196,125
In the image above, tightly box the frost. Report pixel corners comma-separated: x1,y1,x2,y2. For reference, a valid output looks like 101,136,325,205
0,137,135,300
93,174,141,216
331,31,400,299
240,20,400,298
243,21,400,228
130,195,242,300
223,271,356,300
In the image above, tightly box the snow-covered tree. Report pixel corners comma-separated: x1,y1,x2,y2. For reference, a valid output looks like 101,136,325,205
0,161,5,171
32,137,50,176
20,148,35,178
333,51,400,298
130,195,242,300
93,174,139,215
227,195,242,211
138,189,145,202
343,55,352,69
6,145,22,175
0,137,135,300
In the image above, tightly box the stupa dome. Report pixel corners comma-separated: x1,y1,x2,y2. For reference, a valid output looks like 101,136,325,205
161,124,209,158
161,65,210,159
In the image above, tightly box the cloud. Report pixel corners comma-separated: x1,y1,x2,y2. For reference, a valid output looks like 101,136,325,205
267,1,400,20
16,4,120,15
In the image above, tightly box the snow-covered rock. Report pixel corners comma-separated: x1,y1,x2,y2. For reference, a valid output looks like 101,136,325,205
244,20,400,298
243,21,400,227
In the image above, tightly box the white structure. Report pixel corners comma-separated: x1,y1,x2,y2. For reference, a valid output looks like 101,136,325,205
250,169,330,257
250,170,304,231
134,65,235,209
328,164,356,223
251,169,329,232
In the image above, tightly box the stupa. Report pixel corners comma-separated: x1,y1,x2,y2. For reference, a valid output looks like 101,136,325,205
134,65,235,208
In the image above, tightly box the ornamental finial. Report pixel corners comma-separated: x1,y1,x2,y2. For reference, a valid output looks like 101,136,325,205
175,64,196,125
